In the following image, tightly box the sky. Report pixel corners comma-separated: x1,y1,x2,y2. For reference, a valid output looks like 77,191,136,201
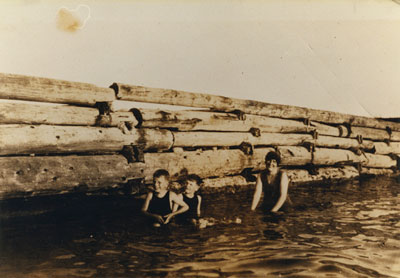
1,0,400,117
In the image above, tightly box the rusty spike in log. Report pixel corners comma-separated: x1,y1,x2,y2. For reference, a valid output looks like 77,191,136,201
0,125,173,155
0,73,115,106
141,148,275,182
111,82,400,132
0,101,137,127
132,108,317,133
0,155,145,199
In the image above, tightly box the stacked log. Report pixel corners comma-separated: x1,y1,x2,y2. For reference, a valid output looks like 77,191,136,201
0,73,399,199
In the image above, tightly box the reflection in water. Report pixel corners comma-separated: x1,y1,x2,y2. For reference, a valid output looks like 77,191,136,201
0,177,399,277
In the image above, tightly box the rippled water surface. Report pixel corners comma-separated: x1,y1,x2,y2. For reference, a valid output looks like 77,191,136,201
1,177,400,278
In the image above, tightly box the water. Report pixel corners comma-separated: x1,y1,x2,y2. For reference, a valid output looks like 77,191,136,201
0,176,399,278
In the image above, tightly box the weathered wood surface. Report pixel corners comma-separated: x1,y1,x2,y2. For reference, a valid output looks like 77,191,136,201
134,108,314,133
0,125,173,155
286,166,359,185
134,108,349,136
112,83,400,131
0,155,145,197
0,73,115,106
277,146,396,168
373,142,400,155
172,131,373,150
360,167,395,176
0,101,137,126
142,148,275,182
358,153,397,168
350,126,392,141
172,132,311,148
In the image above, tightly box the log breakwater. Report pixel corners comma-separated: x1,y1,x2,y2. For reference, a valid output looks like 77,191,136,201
0,73,399,200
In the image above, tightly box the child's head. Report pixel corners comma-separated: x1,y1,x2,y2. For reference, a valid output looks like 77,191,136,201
184,174,202,195
265,152,280,173
153,169,170,193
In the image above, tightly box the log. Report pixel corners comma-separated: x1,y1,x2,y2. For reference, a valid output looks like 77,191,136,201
172,132,312,148
112,82,400,131
358,153,397,168
310,121,349,137
142,148,275,182
0,155,145,198
172,131,374,150
0,73,115,106
277,146,358,166
277,146,396,168
135,108,313,133
286,166,359,185
373,142,400,155
350,126,391,141
360,167,395,176
0,125,173,155
307,136,374,150
0,101,137,126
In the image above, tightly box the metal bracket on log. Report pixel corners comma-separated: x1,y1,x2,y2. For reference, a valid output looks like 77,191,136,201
302,141,316,153
311,130,318,140
383,138,391,146
249,127,261,137
230,109,246,121
122,145,145,163
303,118,311,127
355,162,363,173
95,101,112,126
356,135,363,144
239,142,254,155
388,153,400,171
344,122,352,138
130,108,143,128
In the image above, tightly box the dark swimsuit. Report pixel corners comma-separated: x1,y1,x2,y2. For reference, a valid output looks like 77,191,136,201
148,191,171,216
261,171,292,211
183,194,199,220
177,194,199,223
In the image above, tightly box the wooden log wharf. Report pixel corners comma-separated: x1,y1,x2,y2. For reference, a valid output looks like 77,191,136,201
0,73,399,200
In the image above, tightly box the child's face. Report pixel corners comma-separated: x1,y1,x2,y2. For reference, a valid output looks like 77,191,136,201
184,180,200,195
154,176,169,193
265,159,278,173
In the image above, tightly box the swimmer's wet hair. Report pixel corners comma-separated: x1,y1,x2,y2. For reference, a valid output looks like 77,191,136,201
153,169,170,179
186,174,203,186
265,151,281,165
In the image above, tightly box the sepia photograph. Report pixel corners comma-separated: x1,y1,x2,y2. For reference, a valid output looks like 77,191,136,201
0,0,400,277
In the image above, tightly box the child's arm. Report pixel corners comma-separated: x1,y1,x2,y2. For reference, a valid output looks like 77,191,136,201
271,171,289,212
141,192,164,224
171,193,183,212
164,192,189,224
197,195,202,217
251,174,263,211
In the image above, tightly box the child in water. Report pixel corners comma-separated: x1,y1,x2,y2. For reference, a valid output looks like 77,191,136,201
175,174,241,228
174,174,203,225
251,151,291,213
142,169,189,227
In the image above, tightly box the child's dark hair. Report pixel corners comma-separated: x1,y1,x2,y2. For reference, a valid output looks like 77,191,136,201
265,151,281,165
186,174,203,186
153,169,170,179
